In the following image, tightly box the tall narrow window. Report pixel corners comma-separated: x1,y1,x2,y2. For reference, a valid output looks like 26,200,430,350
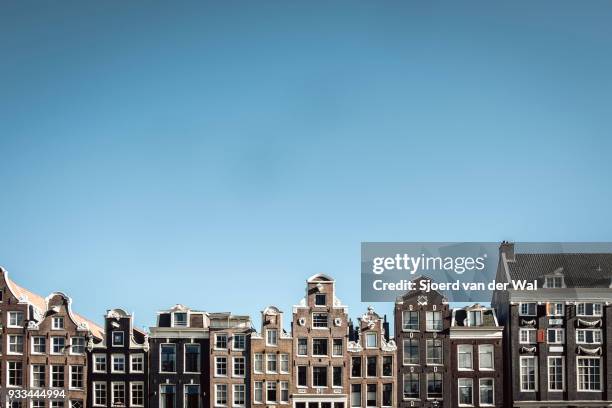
458,378,473,406
402,311,419,331
548,357,564,391
185,344,201,373
94,383,107,407
131,383,145,407
233,384,245,406
254,382,263,403
266,329,278,346
351,357,362,377
382,384,392,407
366,356,377,377
382,356,393,376
479,379,494,405
70,365,84,389
365,333,377,348
333,366,342,387
333,338,343,356
8,362,23,386
298,366,307,387
298,338,308,356
313,366,327,387
577,357,601,391
520,357,537,391
32,365,46,388
112,383,125,406
426,311,442,331
254,353,263,373
403,373,419,399
266,382,277,403
161,344,176,372
426,339,443,365
233,356,245,377
457,344,473,370
351,384,361,407
215,384,227,406
479,344,494,370
366,384,376,407
160,385,175,408
403,339,419,365
427,373,442,398
51,366,64,388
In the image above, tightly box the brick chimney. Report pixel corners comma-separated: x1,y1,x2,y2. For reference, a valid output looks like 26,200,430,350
499,241,515,262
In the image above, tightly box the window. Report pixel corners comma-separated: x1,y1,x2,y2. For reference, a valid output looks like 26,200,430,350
457,344,473,370
519,328,536,344
233,333,245,350
215,384,227,406
173,312,188,327
131,354,145,373
382,383,392,407
351,357,362,377
50,402,63,408
185,384,199,408
519,303,537,316
267,354,277,373
577,302,603,316
8,311,24,327
185,344,200,373
577,357,601,391
427,373,443,398
112,354,125,373
233,384,245,406
576,329,602,344
70,337,85,354
313,366,327,387
215,357,227,376
266,382,277,403
479,379,494,405
8,361,23,386
479,344,494,370
426,311,442,331
315,294,326,306
382,355,393,376
280,381,289,403
254,382,263,403
32,336,46,354
366,384,376,407
333,366,342,387
70,366,83,389
548,303,564,316
426,339,443,365
233,357,245,377
333,338,343,356
52,317,64,330
367,356,377,377
548,357,564,391
94,354,107,372
298,366,307,387
51,366,64,388
545,276,564,288
112,383,125,406
266,329,278,346
94,382,107,407
215,333,227,349
112,331,124,346
403,339,419,365
402,310,419,330
547,328,565,344
351,384,361,407
469,310,482,326
131,383,145,407
32,401,45,408
161,344,176,372
312,313,328,328
160,385,175,408
458,378,473,406
298,338,308,356
280,353,289,373
365,332,377,348
9,335,24,353
51,337,65,354
520,357,537,391
32,365,46,388
313,338,328,356
254,353,263,373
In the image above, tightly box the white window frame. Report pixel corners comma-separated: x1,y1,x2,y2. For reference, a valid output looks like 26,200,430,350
479,378,495,406
457,378,473,407
70,337,86,355
32,336,46,354
478,344,495,371
93,382,107,407
232,384,245,407
52,316,64,330
254,381,263,404
69,365,84,390
159,343,176,373
215,384,228,407
8,311,25,328
130,353,145,373
214,333,228,350
519,328,536,344
266,329,278,346
31,364,46,388
171,312,189,328
548,356,565,392
577,302,603,317
215,356,227,377
93,354,107,373
130,382,145,407
51,336,65,355
519,356,538,392
548,302,564,316
365,332,377,349
577,357,602,392
112,331,125,347
253,353,263,373
232,356,246,378
266,354,277,374
576,329,602,344
297,338,308,356
547,328,565,344
8,334,24,355
233,333,246,350
402,310,419,331
280,353,289,374
183,343,201,374
519,303,537,316
457,344,473,371
111,354,126,373
111,382,126,406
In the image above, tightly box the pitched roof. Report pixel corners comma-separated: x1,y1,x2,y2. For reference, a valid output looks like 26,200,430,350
507,253,612,288
4,270,104,338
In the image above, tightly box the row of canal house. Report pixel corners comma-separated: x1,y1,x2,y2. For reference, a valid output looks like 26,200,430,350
1,242,612,407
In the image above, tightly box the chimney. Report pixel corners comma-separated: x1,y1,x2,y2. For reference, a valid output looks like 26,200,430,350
499,241,515,262
383,315,390,342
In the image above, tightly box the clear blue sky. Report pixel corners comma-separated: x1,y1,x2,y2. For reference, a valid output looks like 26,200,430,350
1,1,612,332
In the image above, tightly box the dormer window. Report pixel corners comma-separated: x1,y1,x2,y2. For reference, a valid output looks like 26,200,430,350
544,272,565,288
365,332,377,348
173,313,188,327
469,311,482,326
315,294,326,306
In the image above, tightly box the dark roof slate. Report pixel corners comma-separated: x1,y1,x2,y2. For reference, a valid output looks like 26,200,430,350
507,253,612,288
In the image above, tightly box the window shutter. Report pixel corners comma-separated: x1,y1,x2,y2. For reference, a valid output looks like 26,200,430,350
537,329,546,343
